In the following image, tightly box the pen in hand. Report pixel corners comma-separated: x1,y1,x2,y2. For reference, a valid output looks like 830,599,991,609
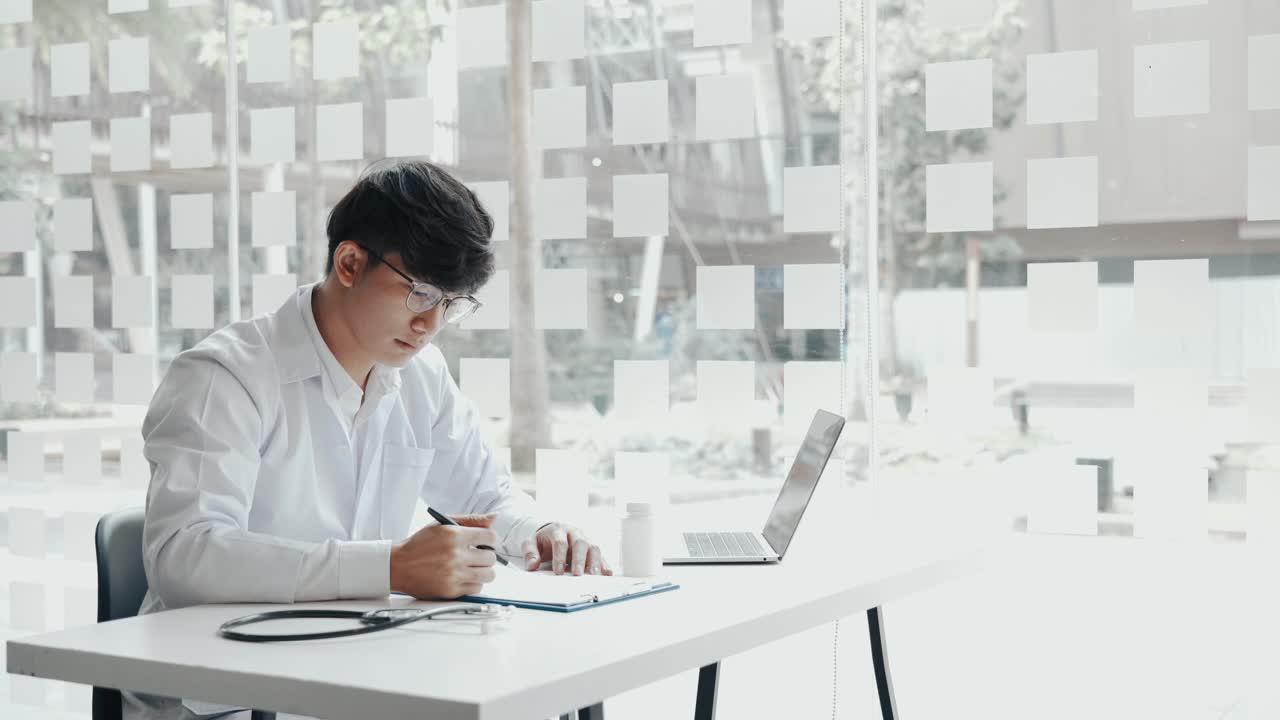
426,506,509,566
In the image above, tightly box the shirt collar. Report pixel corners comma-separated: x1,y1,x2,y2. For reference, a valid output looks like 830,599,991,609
273,282,402,398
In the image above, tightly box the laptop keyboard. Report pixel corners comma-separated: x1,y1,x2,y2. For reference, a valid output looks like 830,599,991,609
683,532,766,558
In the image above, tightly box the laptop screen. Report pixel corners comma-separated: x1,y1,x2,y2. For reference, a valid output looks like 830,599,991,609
761,409,845,558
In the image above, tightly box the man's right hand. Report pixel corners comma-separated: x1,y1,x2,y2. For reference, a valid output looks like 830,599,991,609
389,513,499,599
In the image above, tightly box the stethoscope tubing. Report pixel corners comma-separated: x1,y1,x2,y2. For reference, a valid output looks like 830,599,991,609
217,605,493,643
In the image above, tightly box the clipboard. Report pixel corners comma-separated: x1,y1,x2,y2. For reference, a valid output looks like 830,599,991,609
454,567,680,612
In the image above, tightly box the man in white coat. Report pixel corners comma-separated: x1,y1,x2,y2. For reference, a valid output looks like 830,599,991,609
125,160,611,719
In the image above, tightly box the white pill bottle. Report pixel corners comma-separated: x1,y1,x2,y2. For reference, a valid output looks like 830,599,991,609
620,501,660,577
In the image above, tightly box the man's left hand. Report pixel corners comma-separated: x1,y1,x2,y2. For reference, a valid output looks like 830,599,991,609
520,522,613,576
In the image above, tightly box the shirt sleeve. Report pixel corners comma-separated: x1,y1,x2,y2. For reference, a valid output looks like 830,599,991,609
141,353,391,609
419,354,550,559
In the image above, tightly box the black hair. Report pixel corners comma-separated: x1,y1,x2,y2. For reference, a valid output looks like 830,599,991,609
325,159,496,294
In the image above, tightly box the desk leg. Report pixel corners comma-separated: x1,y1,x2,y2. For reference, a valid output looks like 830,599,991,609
250,711,275,720
867,606,897,720
694,662,719,720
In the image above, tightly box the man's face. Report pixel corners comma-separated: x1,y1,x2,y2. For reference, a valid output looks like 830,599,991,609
346,250,446,368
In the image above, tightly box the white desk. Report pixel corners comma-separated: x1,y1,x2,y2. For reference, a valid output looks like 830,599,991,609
6,497,994,720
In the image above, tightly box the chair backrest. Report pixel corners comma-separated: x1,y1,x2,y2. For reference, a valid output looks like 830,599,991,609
93,508,147,720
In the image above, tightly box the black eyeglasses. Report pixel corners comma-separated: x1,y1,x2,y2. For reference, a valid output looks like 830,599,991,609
357,245,483,324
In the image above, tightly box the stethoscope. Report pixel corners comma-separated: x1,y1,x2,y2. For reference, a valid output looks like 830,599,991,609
217,603,513,643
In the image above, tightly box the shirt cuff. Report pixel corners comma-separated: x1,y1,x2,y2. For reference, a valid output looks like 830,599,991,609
338,540,393,598
498,515,551,559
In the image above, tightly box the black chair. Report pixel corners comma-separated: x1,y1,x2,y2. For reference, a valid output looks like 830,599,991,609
93,508,275,720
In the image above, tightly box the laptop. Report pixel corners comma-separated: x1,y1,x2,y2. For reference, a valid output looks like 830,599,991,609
664,409,846,564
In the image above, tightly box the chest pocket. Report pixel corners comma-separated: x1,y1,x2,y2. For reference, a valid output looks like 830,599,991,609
380,444,436,538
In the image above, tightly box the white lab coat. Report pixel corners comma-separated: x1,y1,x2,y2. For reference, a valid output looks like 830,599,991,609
124,283,545,720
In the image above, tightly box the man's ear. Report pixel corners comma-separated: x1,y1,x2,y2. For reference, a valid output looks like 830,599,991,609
333,241,365,287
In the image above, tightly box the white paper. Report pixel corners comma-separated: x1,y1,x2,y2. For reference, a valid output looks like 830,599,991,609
112,275,153,328
170,193,214,249
534,177,587,239
113,352,155,405
473,562,665,605
316,102,363,161
7,431,44,484
783,165,841,234
1026,50,1098,125
1249,35,1280,111
781,0,838,40
1133,41,1210,118
1248,145,1280,222
697,360,756,429
171,274,214,328
8,507,46,558
312,19,359,80
110,116,152,172
52,120,91,174
1027,465,1097,536
535,268,588,329
51,42,90,97
386,97,433,157
0,276,37,328
170,112,214,169
1,352,38,402
0,199,36,251
467,181,509,243
63,431,102,484
460,358,510,419
612,80,668,145
53,197,93,251
534,86,586,150
1027,261,1097,333
614,360,669,421
695,74,755,140
694,0,752,47
923,0,992,29
0,46,32,101
9,581,46,631
535,449,588,520
613,173,668,237
696,265,755,329
53,275,93,328
251,106,296,165
1027,156,1098,229
55,352,95,403
0,0,32,23
460,269,509,329
783,361,842,441
108,36,149,93
251,191,296,247
614,451,670,508
532,0,585,62
926,59,993,131
252,273,297,317
926,162,993,232
456,5,506,70
783,263,842,329
247,24,291,84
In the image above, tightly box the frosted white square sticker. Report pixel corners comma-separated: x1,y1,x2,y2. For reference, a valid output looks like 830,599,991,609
613,173,668,238
696,265,754,329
